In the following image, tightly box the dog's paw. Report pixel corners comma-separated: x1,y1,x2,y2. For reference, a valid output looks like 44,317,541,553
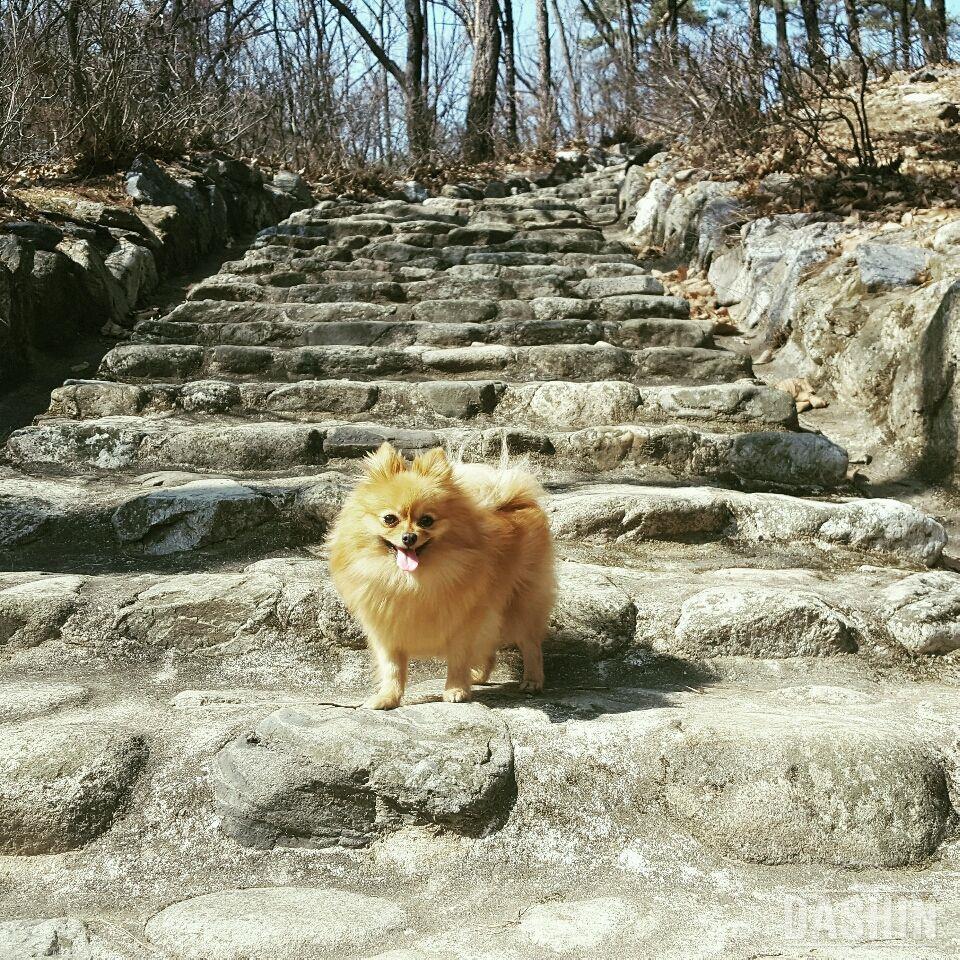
471,668,491,684
442,687,471,703
364,693,401,710
518,679,543,694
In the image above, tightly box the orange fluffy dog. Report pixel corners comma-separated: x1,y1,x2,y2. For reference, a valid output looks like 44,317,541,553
328,443,556,709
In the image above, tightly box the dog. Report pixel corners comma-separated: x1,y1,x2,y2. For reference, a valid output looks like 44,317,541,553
328,443,556,709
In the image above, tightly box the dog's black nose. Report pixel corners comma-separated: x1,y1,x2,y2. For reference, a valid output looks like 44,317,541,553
401,532,418,547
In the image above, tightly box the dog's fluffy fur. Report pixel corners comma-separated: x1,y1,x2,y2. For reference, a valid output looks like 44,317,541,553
328,443,556,709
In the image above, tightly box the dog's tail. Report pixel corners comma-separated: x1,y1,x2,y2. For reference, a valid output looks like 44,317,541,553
453,459,546,513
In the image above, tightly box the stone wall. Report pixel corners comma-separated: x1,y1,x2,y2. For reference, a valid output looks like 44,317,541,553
0,155,314,390
625,155,960,484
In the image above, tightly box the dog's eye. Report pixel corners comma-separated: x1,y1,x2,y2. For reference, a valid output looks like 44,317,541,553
419,515,434,528
382,514,399,527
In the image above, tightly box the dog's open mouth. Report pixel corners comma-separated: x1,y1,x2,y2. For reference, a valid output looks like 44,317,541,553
382,537,430,573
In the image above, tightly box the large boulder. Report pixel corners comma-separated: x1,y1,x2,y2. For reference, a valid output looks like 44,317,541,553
661,180,741,268
882,571,960,654
724,213,846,346
655,711,955,867
673,587,859,657
211,702,516,848
0,719,146,854
111,479,277,556
630,179,675,247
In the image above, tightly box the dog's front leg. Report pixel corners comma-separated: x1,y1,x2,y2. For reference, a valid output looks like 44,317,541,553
445,611,499,703
365,642,408,710
443,640,473,703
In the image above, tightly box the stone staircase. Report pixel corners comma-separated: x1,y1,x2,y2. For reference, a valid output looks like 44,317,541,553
1,162,959,959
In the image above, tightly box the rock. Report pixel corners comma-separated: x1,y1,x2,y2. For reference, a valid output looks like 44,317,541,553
630,179,674,247
2,220,64,250
271,171,313,204
655,711,955,867
856,242,928,290
661,180,741,268
726,431,848,488
104,238,158,313
882,572,960,654
392,180,429,203
729,213,845,345
57,237,128,326
0,917,127,959
125,155,196,209
551,563,636,657
673,587,859,657
211,702,515,848
0,720,146,854
145,887,406,960
518,899,628,953
707,245,748,307
0,575,84,646
814,500,946,566
0,681,89,722
548,485,946,565
933,219,960,252
112,572,283,654
0,495,47,549
111,479,277,555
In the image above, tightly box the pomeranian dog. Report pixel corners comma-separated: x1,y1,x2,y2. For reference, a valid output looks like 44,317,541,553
328,443,556,709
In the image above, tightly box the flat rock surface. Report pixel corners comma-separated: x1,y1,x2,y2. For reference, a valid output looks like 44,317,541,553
144,887,407,959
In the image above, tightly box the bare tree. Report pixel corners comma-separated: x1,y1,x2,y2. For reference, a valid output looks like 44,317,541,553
535,0,557,149
501,0,519,146
463,0,501,161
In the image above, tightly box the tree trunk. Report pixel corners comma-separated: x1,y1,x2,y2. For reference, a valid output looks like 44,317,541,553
915,0,937,63
326,0,432,161
773,0,791,66
930,0,948,61
666,0,680,41
64,0,95,162
535,0,556,150
900,0,912,69
551,0,585,140
403,0,430,159
748,0,763,63
843,0,862,53
799,0,824,66
501,0,519,147
463,0,501,162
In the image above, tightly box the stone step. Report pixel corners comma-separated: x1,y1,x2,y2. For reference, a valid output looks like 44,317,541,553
247,227,623,258
97,342,747,386
6,416,847,487
1,471,939,570
185,272,666,305
47,379,795,431
208,260,665,297
205,689,957,870
547,483,946,567
162,292,692,327
132,315,712,351
1,556,950,664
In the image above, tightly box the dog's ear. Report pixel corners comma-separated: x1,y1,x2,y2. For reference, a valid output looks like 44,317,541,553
363,442,407,481
411,447,453,484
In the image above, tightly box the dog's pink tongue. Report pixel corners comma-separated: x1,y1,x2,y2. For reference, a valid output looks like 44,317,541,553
395,548,419,573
